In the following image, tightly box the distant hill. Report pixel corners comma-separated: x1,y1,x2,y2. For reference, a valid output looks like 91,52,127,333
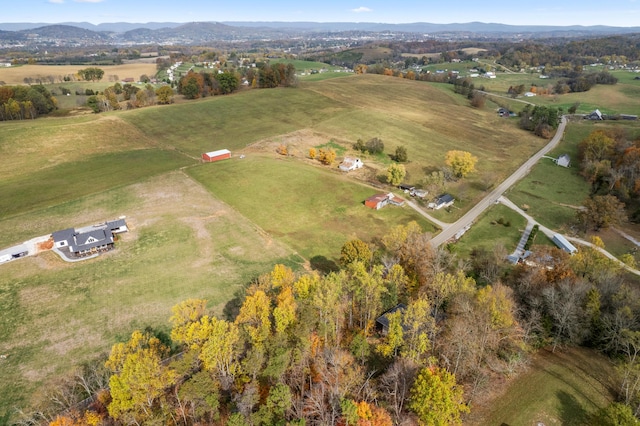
22,24,111,41
0,21,638,46
1,20,640,35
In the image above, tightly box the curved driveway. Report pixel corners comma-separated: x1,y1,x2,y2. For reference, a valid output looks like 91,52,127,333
428,116,568,248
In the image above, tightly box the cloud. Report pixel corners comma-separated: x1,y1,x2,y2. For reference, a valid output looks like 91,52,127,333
48,0,65,3
351,6,372,13
74,0,105,3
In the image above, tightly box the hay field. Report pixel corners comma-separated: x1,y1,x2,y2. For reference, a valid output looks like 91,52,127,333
0,63,158,84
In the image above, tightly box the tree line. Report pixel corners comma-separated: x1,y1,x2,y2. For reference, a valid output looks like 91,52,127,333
0,84,57,121
577,127,640,224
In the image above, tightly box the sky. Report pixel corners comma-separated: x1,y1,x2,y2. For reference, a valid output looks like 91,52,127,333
4,0,640,27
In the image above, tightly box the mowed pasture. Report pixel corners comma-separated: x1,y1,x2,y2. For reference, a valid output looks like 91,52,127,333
0,171,296,416
0,63,158,85
453,203,527,258
188,155,436,263
0,115,193,222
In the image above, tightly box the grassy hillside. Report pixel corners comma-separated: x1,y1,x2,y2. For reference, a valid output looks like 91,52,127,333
479,69,640,116
0,73,562,419
470,347,616,425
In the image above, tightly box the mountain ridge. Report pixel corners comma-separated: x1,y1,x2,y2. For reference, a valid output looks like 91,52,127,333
2,21,639,34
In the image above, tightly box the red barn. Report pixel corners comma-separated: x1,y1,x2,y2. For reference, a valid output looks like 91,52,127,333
202,149,231,162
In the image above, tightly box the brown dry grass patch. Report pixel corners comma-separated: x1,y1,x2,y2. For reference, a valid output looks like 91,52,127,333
0,63,158,85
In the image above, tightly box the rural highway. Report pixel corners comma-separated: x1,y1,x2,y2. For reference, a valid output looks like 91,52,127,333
428,115,568,248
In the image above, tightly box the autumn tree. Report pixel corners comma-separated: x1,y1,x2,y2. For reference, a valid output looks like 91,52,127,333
387,163,406,186
470,91,486,108
169,298,208,342
355,64,368,74
377,310,404,358
409,366,469,425
578,130,615,163
577,194,626,231
445,150,478,179
78,67,104,82
340,239,373,268
155,85,174,104
178,71,205,99
402,297,437,362
105,330,177,424
318,148,337,165
235,290,272,349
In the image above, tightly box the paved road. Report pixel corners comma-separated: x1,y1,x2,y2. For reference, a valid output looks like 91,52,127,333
429,115,568,248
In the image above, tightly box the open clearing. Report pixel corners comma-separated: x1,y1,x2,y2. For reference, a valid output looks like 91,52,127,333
0,63,158,85
453,203,527,258
188,154,436,264
469,347,616,425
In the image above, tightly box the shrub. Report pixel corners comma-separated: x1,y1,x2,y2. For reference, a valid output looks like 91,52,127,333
318,148,336,165
366,137,384,154
277,144,288,156
395,146,408,162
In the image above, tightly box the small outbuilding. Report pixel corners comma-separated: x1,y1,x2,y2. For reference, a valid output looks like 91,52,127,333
202,149,231,162
556,154,571,168
365,193,405,210
552,233,577,254
339,157,363,172
586,109,604,120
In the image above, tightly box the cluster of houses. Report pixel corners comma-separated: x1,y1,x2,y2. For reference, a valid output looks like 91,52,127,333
337,157,455,211
166,61,183,82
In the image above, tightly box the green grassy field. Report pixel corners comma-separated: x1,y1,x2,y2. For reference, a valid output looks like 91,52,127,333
479,69,640,116
506,122,593,232
470,347,616,425
0,171,297,417
187,154,436,263
119,87,351,156
453,204,528,257
0,149,193,219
